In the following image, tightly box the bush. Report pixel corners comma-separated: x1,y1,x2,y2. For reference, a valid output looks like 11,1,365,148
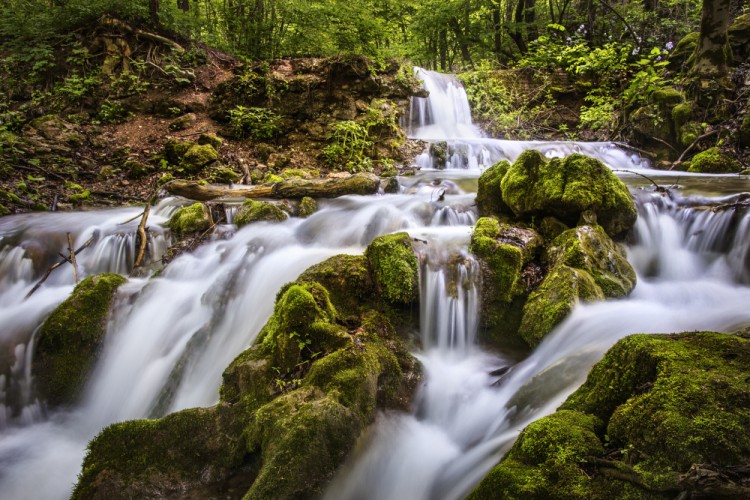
229,105,281,140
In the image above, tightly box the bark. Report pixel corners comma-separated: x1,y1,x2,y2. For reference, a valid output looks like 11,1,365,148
692,0,732,77
165,173,381,201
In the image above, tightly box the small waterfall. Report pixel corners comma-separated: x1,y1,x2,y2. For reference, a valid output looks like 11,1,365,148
410,68,650,171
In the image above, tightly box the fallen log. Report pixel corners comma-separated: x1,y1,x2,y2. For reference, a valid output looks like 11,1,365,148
165,173,380,201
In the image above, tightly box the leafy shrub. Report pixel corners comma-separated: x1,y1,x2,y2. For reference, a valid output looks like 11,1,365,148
229,105,282,140
98,100,130,124
321,120,373,172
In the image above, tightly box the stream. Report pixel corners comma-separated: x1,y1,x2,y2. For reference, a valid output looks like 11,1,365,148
1,68,749,499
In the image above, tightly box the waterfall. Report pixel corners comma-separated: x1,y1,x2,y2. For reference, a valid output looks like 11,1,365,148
1,67,749,500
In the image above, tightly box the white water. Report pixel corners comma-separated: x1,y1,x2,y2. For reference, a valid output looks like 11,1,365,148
0,69,749,499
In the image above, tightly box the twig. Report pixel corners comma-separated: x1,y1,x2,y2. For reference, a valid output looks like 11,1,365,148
25,236,95,299
174,130,209,138
650,136,679,153
67,233,80,284
612,169,672,197
133,183,160,271
611,142,656,158
119,209,146,225
675,129,721,164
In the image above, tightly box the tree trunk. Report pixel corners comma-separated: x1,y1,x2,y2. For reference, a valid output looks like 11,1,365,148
150,0,160,25
691,0,732,78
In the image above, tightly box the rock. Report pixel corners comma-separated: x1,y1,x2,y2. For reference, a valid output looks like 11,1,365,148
207,165,240,184
472,331,750,498
688,147,742,173
196,132,223,149
123,159,152,179
429,142,447,168
668,32,699,71
518,264,604,348
22,115,83,147
164,139,194,164
546,225,636,298
181,143,219,174
365,232,419,305
298,196,318,217
677,121,703,147
470,217,542,347
33,273,127,407
168,112,197,131
234,199,287,227
476,160,512,218
168,202,213,235
298,255,374,319
501,150,637,237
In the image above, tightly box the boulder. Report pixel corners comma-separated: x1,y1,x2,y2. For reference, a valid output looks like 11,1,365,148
476,160,512,218
167,202,212,235
365,232,419,305
234,199,287,227
471,332,750,498
33,273,127,407
500,151,637,237
687,147,742,173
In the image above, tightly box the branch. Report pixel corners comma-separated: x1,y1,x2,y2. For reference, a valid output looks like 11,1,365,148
67,233,80,284
675,129,721,164
25,236,95,299
592,0,642,47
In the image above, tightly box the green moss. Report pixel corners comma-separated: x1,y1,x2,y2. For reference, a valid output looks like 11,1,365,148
429,141,448,167
33,273,127,406
168,202,212,235
651,87,682,107
244,386,361,500
263,173,284,184
208,165,240,184
677,121,703,147
123,159,152,179
629,105,674,155
0,204,9,216
298,196,318,217
470,410,604,500
196,132,223,149
668,32,699,71
519,265,603,347
740,112,750,148
73,405,246,500
476,160,512,217
234,199,287,227
364,232,419,304
298,255,373,318
68,189,91,204
671,102,693,128
163,139,194,164
547,225,636,298
539,216,568,241
281,168,319,179
257,282,347,373
500,151,637,237
687,147,741,173
470,219,524,303
220,346,276,410
181,144,219,174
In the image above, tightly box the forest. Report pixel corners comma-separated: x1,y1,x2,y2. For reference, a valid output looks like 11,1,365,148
0,0,749,499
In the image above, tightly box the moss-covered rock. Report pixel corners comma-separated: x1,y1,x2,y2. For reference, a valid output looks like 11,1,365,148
668,32,699,71
429,141,447,168
163,139,194,164
740,112,750,148
500,151,637,237
472,332,750,498
73,405,247,500
207,165,240,184
629,105,674,158
365,232,419,304
168,202,212,235
688,147,742,173
298,196,318,217
168,112,197,131
677,121,703,147
197,132,223,149
0,203,10,217
652,87,682,107
518,265,603,347
181,143,219,174
476,160,512,218
298,255,374,319
33,273,127,407
546,225,636,298
671,102,693,128
234,199,288,227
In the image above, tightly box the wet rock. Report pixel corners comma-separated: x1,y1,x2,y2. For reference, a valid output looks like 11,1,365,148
181,143,219,174
234,199,287,227
168,112,197,131
476,160,512,218
196,132,223,149
33,273,127,407
471,331,750,499
687,147,741,173
168,202,213,234
501,150,637,237
365,232,419,305
298,196,318,217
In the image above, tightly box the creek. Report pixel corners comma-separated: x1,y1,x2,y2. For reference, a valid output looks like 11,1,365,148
1,68,749,499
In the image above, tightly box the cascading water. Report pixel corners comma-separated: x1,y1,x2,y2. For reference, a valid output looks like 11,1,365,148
1,67,749,500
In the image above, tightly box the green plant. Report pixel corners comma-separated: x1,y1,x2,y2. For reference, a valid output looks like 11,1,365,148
229,105,282,140
623,47,671,109
98,100,130,124
322,120,373,172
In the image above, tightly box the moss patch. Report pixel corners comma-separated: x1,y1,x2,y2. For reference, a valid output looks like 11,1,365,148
476,160,512,218
234,199,287,227
365,232,419,304
33,273,127,407
500,151,637,237
298,254,374,320
298,196,318,217
168,202,212,235
687,147,741,173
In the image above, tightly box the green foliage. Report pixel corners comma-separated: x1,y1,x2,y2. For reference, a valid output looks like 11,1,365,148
97,100,130,124
322,120,373,172
229,105,282,140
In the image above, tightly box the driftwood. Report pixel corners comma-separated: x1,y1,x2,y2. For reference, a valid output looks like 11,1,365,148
67,233,80,284
25,236,95,299
165,173,381,201
133,184,161,271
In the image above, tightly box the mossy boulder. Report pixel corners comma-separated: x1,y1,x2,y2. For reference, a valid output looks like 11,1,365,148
73,405,246,500
168,112,197,131
651,87,682,108
163,139,194,164
500,151,637,237
207,165,240,184
234,199,288,227
257,282,348,374
677,121,703,147
472,332,750,498
518,264,604,347
298,196,318,217
470,218,543,347
168,202,212,235
668,32,699,71
547,225,636,298
23,114,83,147
33,273,127,407
629,106,674,157
364,232,419,304
429,141,448,168
687,147,742,173
671,102,693,129
298,255,374,319
196,132,223,149
181,144,219,174
476,160,512,218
